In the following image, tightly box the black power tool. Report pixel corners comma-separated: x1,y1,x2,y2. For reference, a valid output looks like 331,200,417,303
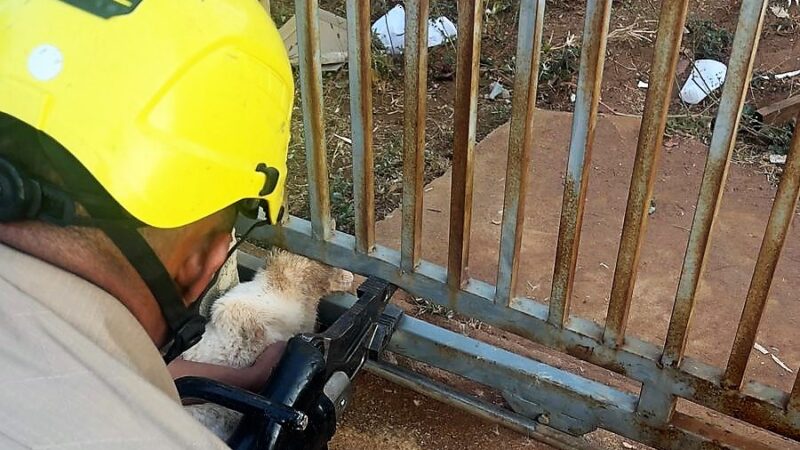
176,276,402,450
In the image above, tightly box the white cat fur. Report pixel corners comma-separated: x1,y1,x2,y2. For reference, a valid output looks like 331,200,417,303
180,249,353,439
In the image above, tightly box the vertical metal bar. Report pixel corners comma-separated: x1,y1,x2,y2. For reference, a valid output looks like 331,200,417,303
723,118,800,388
662,0,768,367
547,0,612,324
347,0,375,254
789,372,800,411
259,0,270,16
636,382,676,427
447,0,484,289
401,0,430,272
296,0,332,241
603,0,690,346
494,0,546,306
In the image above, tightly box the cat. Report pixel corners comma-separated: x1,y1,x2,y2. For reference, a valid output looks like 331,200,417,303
180,248,354,439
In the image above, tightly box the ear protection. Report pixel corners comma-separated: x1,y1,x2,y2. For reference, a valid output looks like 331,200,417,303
0,157,75,225
0,157,41,222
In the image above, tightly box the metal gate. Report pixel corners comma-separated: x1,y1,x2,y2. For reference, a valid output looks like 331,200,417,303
243,0,800,447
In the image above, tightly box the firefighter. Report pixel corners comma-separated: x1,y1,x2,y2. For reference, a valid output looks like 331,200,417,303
0,0,293,446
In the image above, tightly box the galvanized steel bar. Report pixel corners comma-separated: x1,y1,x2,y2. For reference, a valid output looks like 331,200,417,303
245,217,800,439
347,0,375,254
494,0,546,306
547,0,612,325
724,120,800,388
603,0,690,346
400,0,430,272
296,0,332,241
662,0,768,368
447,0,484,289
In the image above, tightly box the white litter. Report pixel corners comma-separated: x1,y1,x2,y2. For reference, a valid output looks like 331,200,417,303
570,93,576,103
637,80,649,89
754,343,770,354
771,5,791,19
679,59,727,105
372,5,457,55
622,443,635,449
487,81,510,100
333,133,352,145
775,69,800,80
771,354,793,373
770,154,787,165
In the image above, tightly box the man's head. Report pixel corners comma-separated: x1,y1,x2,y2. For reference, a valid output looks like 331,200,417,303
0,0,294,358
0,114,238,346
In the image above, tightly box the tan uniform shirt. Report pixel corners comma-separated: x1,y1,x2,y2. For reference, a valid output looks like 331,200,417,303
0,243,230,449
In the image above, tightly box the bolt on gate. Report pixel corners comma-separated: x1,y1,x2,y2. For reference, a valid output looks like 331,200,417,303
241,0,800,448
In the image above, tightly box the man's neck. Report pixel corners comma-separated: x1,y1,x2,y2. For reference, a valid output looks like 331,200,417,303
0,222,169,346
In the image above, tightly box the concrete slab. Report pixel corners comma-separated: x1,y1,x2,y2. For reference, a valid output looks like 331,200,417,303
376,110,800,394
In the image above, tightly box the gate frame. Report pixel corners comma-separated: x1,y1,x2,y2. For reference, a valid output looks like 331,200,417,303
249,0,800,447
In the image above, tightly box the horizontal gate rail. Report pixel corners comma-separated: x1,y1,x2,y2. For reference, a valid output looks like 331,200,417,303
260,0,800,447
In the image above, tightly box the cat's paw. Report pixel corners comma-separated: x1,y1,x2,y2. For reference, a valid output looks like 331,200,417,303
330,269,354,292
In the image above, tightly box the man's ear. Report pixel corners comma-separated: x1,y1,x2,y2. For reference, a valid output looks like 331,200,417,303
175,231,232,305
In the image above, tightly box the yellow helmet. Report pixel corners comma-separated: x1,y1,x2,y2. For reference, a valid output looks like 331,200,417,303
0,0,294,227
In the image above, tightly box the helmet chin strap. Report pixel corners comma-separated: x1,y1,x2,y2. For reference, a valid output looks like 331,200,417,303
99,224,208,363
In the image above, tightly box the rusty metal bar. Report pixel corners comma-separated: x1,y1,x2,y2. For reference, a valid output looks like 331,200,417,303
447,0,484,289
547,0,612,325
347,0,375,254
723,119,800,388
400,0,430,272
494,0,545,306
662,0,768,368
603,0,690,346
296,0,331,241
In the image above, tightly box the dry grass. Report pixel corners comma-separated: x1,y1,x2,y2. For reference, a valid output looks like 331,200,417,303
607,20,657,45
